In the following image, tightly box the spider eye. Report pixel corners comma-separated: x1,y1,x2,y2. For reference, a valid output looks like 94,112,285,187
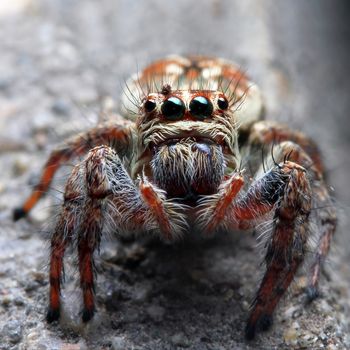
144,99,157,113
189,96,213,120
161,97,185,120
217,96,229,110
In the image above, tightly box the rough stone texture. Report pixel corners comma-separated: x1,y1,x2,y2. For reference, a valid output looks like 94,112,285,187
0,0,349,349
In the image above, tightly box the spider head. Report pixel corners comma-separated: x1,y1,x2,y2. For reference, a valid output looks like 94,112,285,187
122,56,264,200
138,85,237,153
134,85,240,199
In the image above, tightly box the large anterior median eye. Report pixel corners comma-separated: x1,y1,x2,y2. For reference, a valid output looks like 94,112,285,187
189,96,213,120
161,97,185,120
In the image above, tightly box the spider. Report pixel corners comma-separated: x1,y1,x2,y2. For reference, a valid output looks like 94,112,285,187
13,55,337,339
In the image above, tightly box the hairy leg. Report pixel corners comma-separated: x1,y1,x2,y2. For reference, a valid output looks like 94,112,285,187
47,145,186,322
232,159,312,339
198,141,315,339
260,140,337,301
196,172,245,233
77,197,102,322
240,163,311,339
247,120,324,173
239,141,335,339
248,122,338,300
46,166,84,322
13,121,133,220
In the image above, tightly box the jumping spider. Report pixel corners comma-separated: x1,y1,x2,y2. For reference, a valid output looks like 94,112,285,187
13,55,337,339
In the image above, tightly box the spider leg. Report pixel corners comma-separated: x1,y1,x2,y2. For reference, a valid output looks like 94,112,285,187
47,232,68,322
306,198,337,301
248,122,338,300
46,166,83,322
47,145,186,322
138,175,188,240
196,172,245,234
235,141,336,339
13,121,133,220
77,198,101,322
198,140,313,339
247,120,324,173
233,157,312,340
262,140,337,302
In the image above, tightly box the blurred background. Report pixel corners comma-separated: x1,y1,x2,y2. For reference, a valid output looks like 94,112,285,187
0,1,349,349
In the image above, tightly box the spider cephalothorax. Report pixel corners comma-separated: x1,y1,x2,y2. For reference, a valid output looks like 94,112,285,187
137,86,238,199
13,55,337,339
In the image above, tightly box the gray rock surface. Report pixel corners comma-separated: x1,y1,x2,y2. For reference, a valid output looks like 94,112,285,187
0,0,349,349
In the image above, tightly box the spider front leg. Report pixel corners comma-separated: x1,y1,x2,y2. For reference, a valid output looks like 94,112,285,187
46,165,85,322
306,176,337,301
197,142,313,339
47,157,107,322
233,142,315,339
47,145,186,323
248,121,337,301
234,158,312,340
243,164,311,339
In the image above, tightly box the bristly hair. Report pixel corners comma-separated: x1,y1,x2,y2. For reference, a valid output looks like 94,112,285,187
151,139,226,198
120,55,259,125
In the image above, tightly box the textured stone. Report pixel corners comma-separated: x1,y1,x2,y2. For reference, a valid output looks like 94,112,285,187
2,320,23,344
170,333,191,348
146,305,165,322
111,336,128,350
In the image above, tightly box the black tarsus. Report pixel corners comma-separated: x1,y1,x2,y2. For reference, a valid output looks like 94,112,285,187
259,314,273,331
46,307,60,323
245,313,274,340
13,207,26,221
82,307,95,323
